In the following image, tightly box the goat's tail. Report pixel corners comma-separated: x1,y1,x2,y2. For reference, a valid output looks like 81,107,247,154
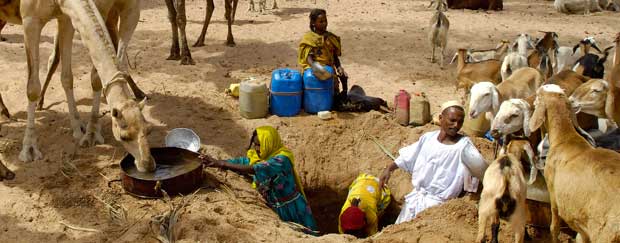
495,156,517,219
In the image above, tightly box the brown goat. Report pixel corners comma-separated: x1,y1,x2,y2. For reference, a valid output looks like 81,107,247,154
529,85,620,243
454,48,502,94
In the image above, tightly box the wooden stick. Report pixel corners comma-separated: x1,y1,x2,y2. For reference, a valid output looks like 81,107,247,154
59,221,101,233
369,136,396,160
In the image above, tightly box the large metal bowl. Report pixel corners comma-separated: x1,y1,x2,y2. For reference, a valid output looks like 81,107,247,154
165,128,201,152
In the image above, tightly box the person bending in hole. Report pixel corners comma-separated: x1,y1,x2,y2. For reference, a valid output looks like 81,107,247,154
298,8,349,97
379,101,488,223
200,126,318,233
338,173,391,238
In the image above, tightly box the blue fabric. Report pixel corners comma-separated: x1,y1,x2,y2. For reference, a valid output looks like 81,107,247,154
227,155,318,232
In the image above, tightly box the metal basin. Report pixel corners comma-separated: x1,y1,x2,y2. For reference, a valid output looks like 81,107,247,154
120,147,204,198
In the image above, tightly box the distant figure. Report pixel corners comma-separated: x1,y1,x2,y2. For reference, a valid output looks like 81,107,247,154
201,126,318,233
298,9,349,97
379,101,488,223
338,173,391,238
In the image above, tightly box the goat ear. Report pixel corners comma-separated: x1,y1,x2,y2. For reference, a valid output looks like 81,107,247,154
573,44,580,54
491,87,500,114
450,52,458,64
605,89,615,121
523,105,531,137
529,101,546,133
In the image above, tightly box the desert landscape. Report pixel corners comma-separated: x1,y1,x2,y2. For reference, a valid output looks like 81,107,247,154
0,0,618,242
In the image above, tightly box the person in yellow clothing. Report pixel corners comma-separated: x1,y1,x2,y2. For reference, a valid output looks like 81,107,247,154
338,173,391,238
298,9,349,97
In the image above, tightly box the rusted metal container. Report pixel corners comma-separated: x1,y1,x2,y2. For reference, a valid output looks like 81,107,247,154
120,147,204,198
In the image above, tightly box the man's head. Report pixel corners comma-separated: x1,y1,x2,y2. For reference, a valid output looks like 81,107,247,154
439,100,465,137
340,198,367,238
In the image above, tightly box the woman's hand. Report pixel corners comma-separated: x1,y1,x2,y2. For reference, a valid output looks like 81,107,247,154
199,154,222,168
337,66,348,78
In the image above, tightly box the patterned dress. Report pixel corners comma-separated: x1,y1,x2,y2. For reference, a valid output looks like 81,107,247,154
228,155,318,232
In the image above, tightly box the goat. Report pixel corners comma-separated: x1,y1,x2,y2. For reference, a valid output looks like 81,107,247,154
593,128,620,152
554,0,604,14
528,46,554,80
447,0,503,10
501,34,534,81
555,37,600,73
452,48,502,94
249,0,277,12
476,153,527,243
607,0,620,11
569,79,620,127
573,46,613,79
469,67,543,121
529,84,620,243
605,33,620,124
428,0,450,68
467,40,510,62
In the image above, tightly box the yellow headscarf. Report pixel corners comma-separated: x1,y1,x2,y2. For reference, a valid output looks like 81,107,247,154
298,31,342,70
247,126,307,198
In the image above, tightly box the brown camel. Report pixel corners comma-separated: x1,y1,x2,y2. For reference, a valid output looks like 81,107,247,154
0,0,155,173
165,0,239,65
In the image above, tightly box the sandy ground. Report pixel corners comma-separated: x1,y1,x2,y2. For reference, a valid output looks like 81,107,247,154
0,0,618,242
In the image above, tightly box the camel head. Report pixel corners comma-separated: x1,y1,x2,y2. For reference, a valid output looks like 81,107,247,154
111,98,155,172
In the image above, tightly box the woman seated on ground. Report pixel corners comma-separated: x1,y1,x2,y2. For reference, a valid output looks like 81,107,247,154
339,173,391,238
200,126,318,233
298,8,349,97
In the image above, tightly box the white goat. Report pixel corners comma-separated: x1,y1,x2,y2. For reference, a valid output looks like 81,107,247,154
428,0,449,68
501,34,534,81
476,153,527,243
249,0,278,12
468,67,542,120
467,40,510,62
529,84,620,243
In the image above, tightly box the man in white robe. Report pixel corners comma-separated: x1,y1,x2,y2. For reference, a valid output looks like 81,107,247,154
379,100,488,224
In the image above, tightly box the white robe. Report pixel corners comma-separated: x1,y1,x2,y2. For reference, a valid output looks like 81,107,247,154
394,131,486,224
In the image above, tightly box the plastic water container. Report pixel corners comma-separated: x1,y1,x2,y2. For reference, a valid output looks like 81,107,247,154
239,78,269,119
410,92,431,126
303,66,334,114
394,90,410,126
270,68,303,117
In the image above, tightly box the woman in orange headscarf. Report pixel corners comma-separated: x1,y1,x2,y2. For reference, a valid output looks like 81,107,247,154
201,126,318,233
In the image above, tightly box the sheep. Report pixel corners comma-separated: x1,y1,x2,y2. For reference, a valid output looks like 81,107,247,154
452,48,502,94
468,67,543,120
428,0,450,68
501,34,534,81
554,0,604,14
447,0,503,10
529,84,620,243
467,40,510,62
476,153,527,243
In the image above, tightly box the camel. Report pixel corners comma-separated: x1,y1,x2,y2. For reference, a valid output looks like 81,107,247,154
36,0,147,110
165,0,239,65
0,0,155,173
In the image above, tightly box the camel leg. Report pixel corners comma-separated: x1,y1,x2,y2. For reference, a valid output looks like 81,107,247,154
116,3,146,99
272,0,278,9
19,16,44,162
55,17,86,141
193,0,215,47
0,20,6,41
0,160,15,181
174,0,195,65
164,0,181,60
38,31,61,111
232,0,239,22
440,45,445,69
80,67,104,147
225,0,237,46
431,45,436,63
0,93,10,121
249,0,255,12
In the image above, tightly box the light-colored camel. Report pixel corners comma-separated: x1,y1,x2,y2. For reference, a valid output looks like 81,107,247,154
165,0,239,65
36,0,147,111
0,0,155,172
554,0,605,14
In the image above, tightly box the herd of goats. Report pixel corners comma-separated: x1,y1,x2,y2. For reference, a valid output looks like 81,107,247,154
0,0,619,242
429,0,620,242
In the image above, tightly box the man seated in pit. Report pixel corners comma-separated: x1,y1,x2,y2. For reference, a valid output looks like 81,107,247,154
338,173,391,238
379,100,488,223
